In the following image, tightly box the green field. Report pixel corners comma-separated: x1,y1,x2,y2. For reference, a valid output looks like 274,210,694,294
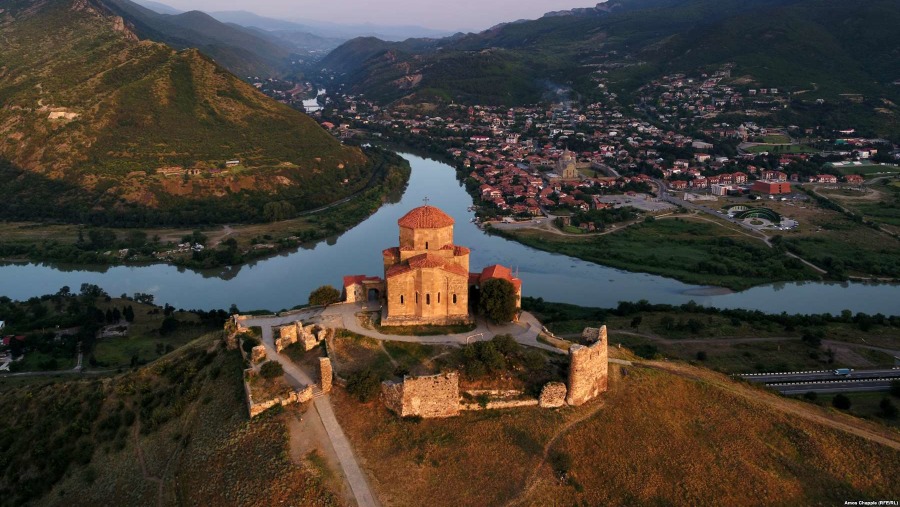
744,144,818,154
496,216,820,290
828,163,900,175
763,134,792,144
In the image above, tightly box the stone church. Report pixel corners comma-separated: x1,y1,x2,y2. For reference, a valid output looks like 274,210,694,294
343,205,522,327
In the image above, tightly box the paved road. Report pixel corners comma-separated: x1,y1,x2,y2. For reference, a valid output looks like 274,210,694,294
740,368,900,384
241,310,380,507
772,379,897,395
313,397,379,507
739,367,900,395
316,302,557,353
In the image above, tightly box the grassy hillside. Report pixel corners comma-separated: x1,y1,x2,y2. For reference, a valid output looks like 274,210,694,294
331,359,900,506
0,334,336,506
0,0,372,225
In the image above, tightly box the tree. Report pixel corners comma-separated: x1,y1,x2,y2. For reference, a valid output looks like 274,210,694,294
879,398,898,419
123,305,135,323
346,368,381,402
832,394,851,410
478,278,517,324
630,316,643,329
159,316,179,335
309,285,341,307
259,361,284,379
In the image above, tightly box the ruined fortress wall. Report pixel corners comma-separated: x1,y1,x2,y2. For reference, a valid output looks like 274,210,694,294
275,323,300,353
381,372,460,418
319,357,333,393
566,325,609,406
539,382,568,408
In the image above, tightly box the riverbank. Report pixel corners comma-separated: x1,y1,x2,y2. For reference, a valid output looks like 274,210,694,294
0,152,411,271
487,212,823,292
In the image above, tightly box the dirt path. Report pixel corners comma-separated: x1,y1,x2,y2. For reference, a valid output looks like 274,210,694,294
133,420,165,507
640,361,900,451
242,312,380,507
506,401,607,507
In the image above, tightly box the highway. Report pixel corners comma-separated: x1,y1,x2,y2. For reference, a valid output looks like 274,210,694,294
738,368,900,394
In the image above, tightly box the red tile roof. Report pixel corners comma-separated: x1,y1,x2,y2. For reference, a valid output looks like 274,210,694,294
478,264,522,290
386,253,469,278
343,275,382,287
408,253,447,269
398,206,455,229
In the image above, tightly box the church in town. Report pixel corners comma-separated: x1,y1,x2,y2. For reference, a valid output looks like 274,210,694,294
343,204,522,326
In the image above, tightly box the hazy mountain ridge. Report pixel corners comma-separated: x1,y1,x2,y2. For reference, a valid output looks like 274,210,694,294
317,0,900,111
98,0,295,77
0,0,370,224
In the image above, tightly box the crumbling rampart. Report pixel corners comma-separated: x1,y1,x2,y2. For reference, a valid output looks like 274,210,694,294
382,372,460,418
566,325,609,406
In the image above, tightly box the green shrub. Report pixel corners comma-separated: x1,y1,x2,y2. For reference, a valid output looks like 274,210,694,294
832,394,851,410
346,369,382,402
242,337,260,355
259,361,284,379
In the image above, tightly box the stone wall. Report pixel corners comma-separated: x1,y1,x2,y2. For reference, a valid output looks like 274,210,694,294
566,325,609,406
381,372,460,418
275,322,330,353
250,345,267,363
319,357,333,393
582,327,603,342
243,369,307,418
539,382,568,408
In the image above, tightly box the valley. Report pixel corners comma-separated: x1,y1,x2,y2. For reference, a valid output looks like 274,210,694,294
0,0,898,505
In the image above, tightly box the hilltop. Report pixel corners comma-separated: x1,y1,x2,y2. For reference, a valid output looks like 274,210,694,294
0,0,377,226
332,357,900,506
318,0,900,136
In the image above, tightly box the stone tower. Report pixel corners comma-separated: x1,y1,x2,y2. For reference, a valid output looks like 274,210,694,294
381,206,472,326
565,325,609,406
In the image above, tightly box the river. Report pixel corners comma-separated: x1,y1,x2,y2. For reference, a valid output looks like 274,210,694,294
1,153,898,315
302,89,325,113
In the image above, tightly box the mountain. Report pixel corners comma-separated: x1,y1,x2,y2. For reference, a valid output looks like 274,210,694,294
97,0,295,78
241,26,346,55
131,0,181,15
318,0,900,111
209,10,455,42
0,0,370,225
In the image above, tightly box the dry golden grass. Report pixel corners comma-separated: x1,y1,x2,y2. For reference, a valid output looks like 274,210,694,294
37,335,338,507
332,362,900,506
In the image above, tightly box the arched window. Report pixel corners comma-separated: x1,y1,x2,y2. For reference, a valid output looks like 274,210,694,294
438,292,441,303
426,294,431,305
400,295,404,304
415,292,419,304
452,294,457,304
425,241,429,250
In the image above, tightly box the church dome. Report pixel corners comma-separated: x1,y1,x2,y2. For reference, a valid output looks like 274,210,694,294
397,205,455,229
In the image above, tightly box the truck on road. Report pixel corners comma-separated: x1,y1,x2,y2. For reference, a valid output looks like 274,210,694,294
833,368,852,376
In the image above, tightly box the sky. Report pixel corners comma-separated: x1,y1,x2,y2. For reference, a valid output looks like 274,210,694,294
160,0,604,32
